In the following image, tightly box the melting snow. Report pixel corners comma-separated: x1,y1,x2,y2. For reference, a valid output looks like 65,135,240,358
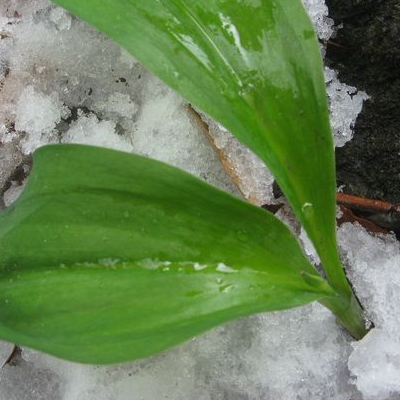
0,1,394,400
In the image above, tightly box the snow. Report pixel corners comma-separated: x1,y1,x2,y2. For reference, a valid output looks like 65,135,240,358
0,142,24,200
349,329,400,400
299,227,321,265
338,223,400,399
130,77,236,191
49,7,72,31
0,341,14,366
93,93,138,119
302,0,334,40
325,67,370,147
0,305,361,400
0,353,63,400
15,86,62,153
3,180,25,207
196,113,276,206
0,0,396,400
0,0,237,193
61,113,132,152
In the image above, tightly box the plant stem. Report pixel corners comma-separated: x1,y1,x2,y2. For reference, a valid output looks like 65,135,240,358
188,105,370,339
314,246,369,340
320,292,368,340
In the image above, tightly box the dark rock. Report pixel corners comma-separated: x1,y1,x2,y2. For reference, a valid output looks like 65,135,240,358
326,0,400,203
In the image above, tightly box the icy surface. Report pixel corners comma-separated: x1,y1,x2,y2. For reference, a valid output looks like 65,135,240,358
199,114,276,206
0,304,360,400
49,7,71,31
325,67,369,147
301,0,334,40
0,341,14,366
0,142,24,201
15,86,62,153
61,113,132,152
3,180,25,207
338,223,400,399
299,227,321,265
0,1,391,400
0,353,63,400
0,0,237,194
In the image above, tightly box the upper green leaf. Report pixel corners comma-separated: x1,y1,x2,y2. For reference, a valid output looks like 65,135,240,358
0,144,329,363
49,0,344,291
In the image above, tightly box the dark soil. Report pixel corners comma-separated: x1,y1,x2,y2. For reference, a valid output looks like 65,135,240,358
325,0,400,203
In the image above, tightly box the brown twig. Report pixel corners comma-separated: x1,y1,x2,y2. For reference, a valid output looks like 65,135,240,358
337,193,400,232
337,193,400,215
337,192,400,215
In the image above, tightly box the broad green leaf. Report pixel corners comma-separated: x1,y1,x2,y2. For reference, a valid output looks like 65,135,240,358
49,0,347,293
0,144,331,363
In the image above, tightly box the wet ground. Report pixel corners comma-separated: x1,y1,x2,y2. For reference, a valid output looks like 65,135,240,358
326,0,400,203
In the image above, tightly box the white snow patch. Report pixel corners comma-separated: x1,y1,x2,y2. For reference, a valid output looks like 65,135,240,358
0,341,15,367
3,181,24,207
349,329,400,399
200,113,276,205
338,223,400,399
49,7,72,31
325,67,370,147
93,93,138,119
15,86,62,153
61,113,133,152
301,0,334,40
299,227,321,265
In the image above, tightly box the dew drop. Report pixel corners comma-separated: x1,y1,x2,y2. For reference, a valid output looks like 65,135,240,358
302,202,313,214
219,284,235,293
216,263,236,273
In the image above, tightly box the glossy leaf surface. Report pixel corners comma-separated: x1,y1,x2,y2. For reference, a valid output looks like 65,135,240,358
49,0,344,292
0,145,330,363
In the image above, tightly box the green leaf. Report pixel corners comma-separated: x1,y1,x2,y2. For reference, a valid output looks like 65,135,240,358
0,144,329,363
49,0,346,294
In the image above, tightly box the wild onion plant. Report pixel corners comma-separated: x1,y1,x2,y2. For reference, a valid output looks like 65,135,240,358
0,0,368,364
